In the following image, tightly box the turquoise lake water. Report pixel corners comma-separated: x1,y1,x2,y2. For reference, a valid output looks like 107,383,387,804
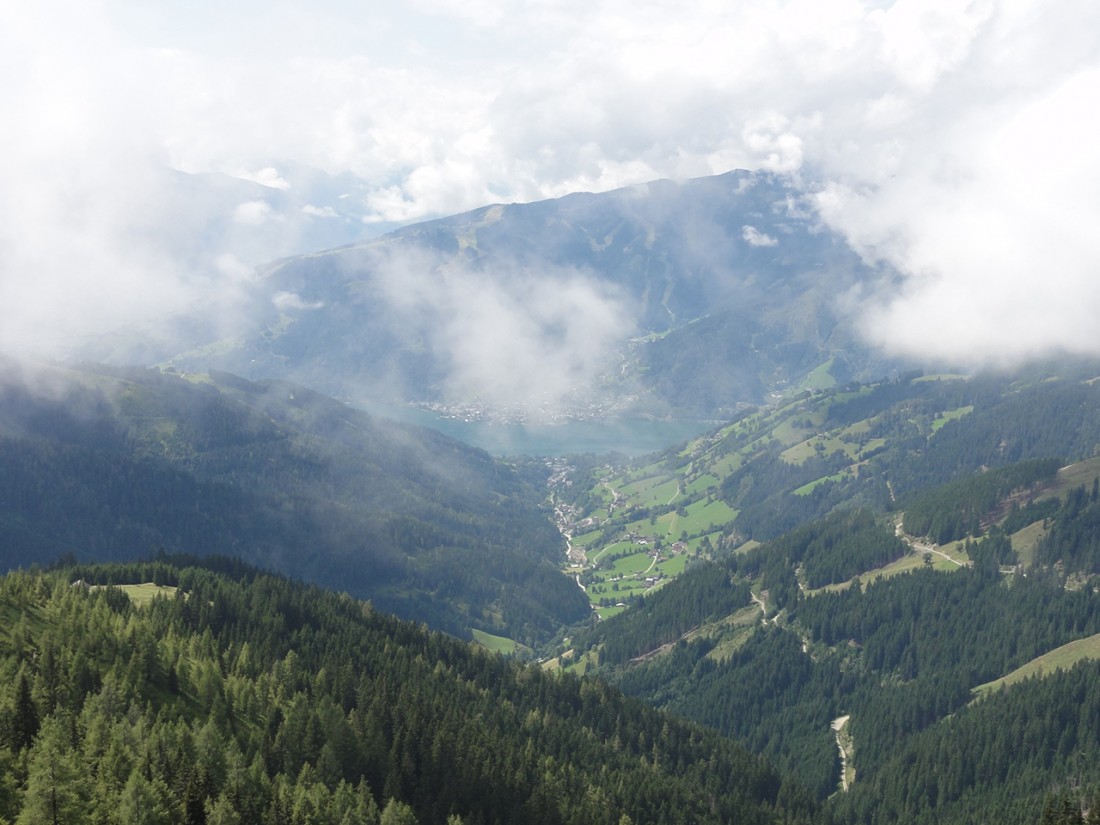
363,404,715,457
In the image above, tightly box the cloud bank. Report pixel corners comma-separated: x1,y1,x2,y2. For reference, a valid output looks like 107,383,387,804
2,0,1099,368
371,248,635,417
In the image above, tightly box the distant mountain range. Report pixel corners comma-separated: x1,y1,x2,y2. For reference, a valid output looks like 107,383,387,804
104,170,908,422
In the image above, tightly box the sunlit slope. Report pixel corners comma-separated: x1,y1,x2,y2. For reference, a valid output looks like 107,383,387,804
556,365,1100,618
559,447,1100,822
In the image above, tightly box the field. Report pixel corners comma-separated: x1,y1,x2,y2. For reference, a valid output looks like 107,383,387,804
92,582,181,607
471,629,519,654
1010,520,1049,567
1050,455,1100,495
930,405,973,432
973,632,1100,697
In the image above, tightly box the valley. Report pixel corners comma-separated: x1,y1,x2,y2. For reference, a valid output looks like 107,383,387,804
7,2,1097,821
539,365,1100,821
4,173,1100,824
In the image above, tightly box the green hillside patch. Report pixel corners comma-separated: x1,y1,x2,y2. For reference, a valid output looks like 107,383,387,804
703,608,763,661
973,632,1100,698
655,553,691,577
571,529,606,548
1011,520,1050,567
622,476,680,507
781,434,858,465
471,628,519,654
96,582,181,607
589,539,635,564
595,604,628,620
656,499,739,538
845,539,971,588
930,405,973,432
793,470,852,497
794,358,839,393
609,552,657,577
1049,455,1100,495
685,473,721,495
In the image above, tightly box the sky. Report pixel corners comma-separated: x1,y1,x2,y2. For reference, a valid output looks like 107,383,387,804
1,0,1099,366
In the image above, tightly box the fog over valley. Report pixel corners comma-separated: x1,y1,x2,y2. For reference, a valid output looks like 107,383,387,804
3,0,1099,402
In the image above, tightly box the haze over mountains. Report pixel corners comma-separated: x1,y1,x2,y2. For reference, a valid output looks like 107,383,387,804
0,359,587,642
4,3,1100,823
82,170,902,423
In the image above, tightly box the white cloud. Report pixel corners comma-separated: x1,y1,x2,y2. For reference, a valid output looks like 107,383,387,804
302,204,339,219
272,291,324,311
214,253,256,281
2,0,1099,368
233,201,275,226
233,166,291,190
371,247,635,415
811,5,1100,365
742,226,779,248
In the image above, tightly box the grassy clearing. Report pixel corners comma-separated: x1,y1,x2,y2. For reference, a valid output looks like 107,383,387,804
781,435,859,466
793,471,852,497
973,632,1100,698
707,454,742,479
704,608,763,661
685,474,721,495
656,498,739,538
471,629,518,654
795,359,838,393
930,405,974,432
555,647,601,674
571,530,606,548
655,553,690,577
99,583,180,607
625,478,680,508
1011,520,1049,567
609,553,656,576
588,540,630,565
852,553,927,585
769,417,814,448
593,605,628,621
851,544,970,587
1051,456,1100,496
914,373,969,382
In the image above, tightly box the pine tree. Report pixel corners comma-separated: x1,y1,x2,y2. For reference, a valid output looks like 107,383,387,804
115,769,180,825
16,714,92,825
12,670,39,753
380,798,419,825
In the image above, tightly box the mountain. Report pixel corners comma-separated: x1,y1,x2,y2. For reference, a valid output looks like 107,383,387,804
0,359,587,644
552,360,1100,822
0,557,818,825
157,170,901,421
552,360,1100,622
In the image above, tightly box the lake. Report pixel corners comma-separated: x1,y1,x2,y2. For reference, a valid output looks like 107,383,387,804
362,404,716,457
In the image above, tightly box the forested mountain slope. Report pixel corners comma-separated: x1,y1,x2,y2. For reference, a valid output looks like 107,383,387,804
0,558,819,825
0,359,587,643
555,362,1100,620
555,362,1100,823
159,170,896,419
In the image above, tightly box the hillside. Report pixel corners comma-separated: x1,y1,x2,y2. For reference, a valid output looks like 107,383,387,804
0,359,587,644
553,364,1100,823
554,363,1100,620
0,557,818,825
158,170,898,420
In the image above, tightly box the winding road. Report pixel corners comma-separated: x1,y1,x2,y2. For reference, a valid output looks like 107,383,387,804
831,715,853,792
